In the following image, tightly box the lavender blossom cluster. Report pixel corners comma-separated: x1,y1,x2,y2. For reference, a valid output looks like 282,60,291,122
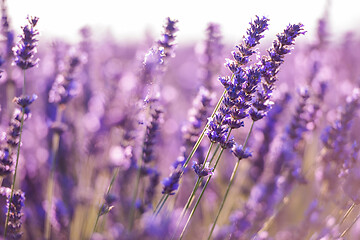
0,3,360,240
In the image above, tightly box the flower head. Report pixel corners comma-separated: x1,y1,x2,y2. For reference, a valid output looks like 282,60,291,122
13,16,39,69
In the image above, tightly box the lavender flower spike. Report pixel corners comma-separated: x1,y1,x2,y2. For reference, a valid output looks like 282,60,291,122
157,17,178,58
13,16,39,70
249,23,306,121
6,189,25,239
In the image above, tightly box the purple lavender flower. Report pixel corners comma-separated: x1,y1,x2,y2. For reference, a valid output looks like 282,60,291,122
142,107,163,164
197,23,223,91
247,93,291,185
141,171,160,212
340,141,360,204
231,144,252,160
5,189,25,239
162,170,182,195
231,16,269,66
157,17,178,58
182,87,214,148
1,1,15,60
0,146,12,176
286,87,310,147
192,161,213,177
317,88,360,195
13,16,39,70
48,50,84,105
250,23,306,121
207,16,269,146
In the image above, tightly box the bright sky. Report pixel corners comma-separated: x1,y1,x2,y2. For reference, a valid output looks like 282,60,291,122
6,0,360,43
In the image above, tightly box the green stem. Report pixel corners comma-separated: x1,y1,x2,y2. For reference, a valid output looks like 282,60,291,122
340,211,360,238
4,70,26,239
153,90,227,215
339,202,356,225
178,128,233,240
44,106,64,240
153,194,166,214
91,167,120,237
155,194,169,216
207,120,255,240
178,150,224,240
128,155,143,230
179,143,214,220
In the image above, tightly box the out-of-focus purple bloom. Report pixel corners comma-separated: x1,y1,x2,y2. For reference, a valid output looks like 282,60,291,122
48,49,85,105
13,16,39,70
142,107,163,164
99,193,117,216
247,93,291,185
136,170,160,213
157,17,178,58
182,87,214,151
340,141,360,204
321,88,360,152
231,144,252,160
162,170,182,195
197,23,223,91
1,1,15,60
318,88,360,194
0,146,12,176
286,87,310,147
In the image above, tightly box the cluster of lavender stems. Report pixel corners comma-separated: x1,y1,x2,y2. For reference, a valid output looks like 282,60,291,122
166,18,305,240
2,15,39,239
45,49,84,239
4,7,360,240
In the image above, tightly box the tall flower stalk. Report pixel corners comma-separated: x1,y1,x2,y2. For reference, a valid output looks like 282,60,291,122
175,16,271,239
3,15,39,239
207,22,305,239
45,51,83,239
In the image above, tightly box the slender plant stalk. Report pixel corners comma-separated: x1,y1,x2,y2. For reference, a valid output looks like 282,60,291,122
91,167,120,237
180,143,214,219
4,70,26,238
178,129,233,240
172,143,215,238
44,105,64,240
178,149,224,240
154,90,226,216
154,194,169,216
128,154,143,230
207,120,255,239
339,202,356,225
153,194,166,214
340,211,360,238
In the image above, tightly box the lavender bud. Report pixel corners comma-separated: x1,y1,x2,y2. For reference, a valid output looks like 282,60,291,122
231,144,252,160
192,162,213,177
162,170,182,195
6,189,25,239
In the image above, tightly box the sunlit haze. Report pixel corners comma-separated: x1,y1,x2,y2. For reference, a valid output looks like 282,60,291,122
7,0,360,43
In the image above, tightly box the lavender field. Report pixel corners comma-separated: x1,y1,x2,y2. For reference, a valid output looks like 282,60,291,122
1,1,360,240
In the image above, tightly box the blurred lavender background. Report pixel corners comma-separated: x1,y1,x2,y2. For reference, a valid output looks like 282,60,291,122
0,0,360,239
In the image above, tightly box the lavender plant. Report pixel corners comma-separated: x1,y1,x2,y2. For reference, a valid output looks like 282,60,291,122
45,48,84,239
2,15,39,239
2,7,360,240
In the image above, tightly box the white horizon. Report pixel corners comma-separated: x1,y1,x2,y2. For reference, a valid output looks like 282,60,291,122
6,0,360,44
